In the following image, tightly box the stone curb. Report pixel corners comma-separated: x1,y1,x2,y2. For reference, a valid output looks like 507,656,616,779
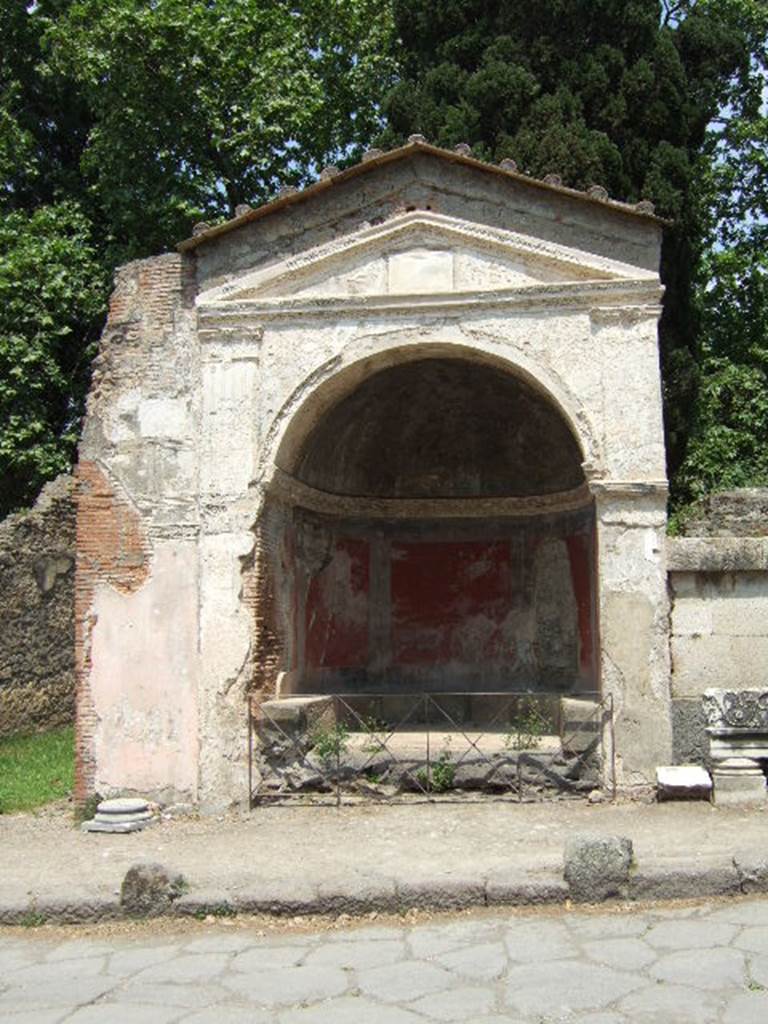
1,859,766,926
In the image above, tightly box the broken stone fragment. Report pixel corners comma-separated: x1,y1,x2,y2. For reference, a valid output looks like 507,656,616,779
120,862,187,917
564,833,633,902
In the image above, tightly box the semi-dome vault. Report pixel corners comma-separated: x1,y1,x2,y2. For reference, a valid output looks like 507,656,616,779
75,141,672,810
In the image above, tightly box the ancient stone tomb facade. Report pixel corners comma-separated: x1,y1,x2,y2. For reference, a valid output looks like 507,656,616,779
75,142,671,810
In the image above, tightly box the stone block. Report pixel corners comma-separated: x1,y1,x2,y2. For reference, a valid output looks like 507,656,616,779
656,765,712,801
258,696,335,738
97,797,149,814
560,698,601,756
563,833,633,902
81,819,152,834
671,698,710,766
120,863,187,917
712,758,767,806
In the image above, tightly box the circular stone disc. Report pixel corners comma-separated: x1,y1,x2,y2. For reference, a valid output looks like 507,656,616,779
97,798,150,815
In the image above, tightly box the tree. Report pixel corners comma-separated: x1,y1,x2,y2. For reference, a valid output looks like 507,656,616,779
0,1,395,515
0,203,107,515
378,0,766,486
675,0,768,505
48,0,395,263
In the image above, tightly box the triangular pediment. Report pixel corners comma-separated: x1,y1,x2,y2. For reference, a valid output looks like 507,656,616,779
199,211,656,306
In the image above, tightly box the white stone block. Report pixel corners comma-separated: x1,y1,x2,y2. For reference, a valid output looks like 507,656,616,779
656,765,712,801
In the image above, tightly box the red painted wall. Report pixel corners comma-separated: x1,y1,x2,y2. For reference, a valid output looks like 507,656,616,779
298,516,597,691
391,541,511,664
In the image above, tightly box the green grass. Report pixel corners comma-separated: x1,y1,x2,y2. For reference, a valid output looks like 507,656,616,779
0,726,75,813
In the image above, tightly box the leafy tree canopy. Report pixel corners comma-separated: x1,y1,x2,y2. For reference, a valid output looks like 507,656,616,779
379,0,767,494
0,202,107,513
48,0,395,262
0,1,394,516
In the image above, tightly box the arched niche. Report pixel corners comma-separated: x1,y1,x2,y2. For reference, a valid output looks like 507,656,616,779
257,355,599,701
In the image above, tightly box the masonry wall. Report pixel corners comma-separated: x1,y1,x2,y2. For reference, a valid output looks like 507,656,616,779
667,490,768,765
0,475,75,737
75,252,200,805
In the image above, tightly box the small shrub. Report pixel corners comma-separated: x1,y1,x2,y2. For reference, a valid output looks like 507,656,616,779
506,698,547,751
310,723,350,766
417,742,456,792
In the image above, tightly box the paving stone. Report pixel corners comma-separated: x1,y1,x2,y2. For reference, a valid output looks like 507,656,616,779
582,937,656,970
618,982,724,1022
184,1008,275,1024
279,996,425,1023
107,946,181,976
0,976,116,1009
645,918,738,949
304,938,405,969
706,900,768,926
223,966,348,1006
722,990,768,1024
357,960,454,1003
649,947,746,989
734,926,768,954
433,941,508,981
110,981,232,1008
323,925,405,943
10,957,109,985
409,984,497,1020
408,919,500,957
504,919,574,963
231,946,310,971
137,952,230,983
505,961,642,1016
181,933,256,955
66,1004,180,1023
748,954,768,987
565,912,649,939
45,939,117,961
0,1012,67,1024
575,1015,630,1024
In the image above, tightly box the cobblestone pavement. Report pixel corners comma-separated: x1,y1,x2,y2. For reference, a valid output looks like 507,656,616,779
1,898,768,1023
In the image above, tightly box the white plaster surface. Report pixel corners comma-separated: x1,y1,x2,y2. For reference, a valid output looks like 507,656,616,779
90,542,199,801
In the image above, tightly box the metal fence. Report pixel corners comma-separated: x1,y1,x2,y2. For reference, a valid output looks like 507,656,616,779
248,690,615,807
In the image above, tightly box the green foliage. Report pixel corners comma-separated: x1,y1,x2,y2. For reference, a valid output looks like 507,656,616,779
310,722,350,766
506,697,547,752
48,0,396,261
0,726,75,814
380,0,767,486
417,742,456,792
0,1,394,513
0,202,107,516
674,0,768,507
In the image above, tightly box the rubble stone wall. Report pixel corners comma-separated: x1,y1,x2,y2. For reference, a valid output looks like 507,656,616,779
0,474,76,737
